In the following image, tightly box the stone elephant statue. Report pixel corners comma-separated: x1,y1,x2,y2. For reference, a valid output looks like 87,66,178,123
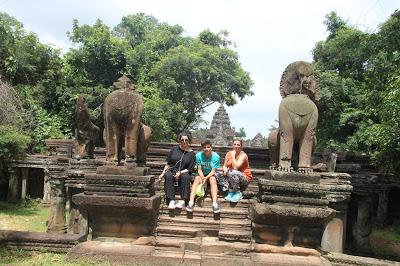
270,61,320,173
103,75,151,164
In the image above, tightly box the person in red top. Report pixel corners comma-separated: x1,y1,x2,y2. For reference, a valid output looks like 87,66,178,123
222,138,253,202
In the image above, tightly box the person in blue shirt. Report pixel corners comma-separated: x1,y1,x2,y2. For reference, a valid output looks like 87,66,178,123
186,139,221,213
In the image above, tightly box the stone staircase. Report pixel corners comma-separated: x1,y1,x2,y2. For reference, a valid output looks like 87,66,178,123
155,195,252,243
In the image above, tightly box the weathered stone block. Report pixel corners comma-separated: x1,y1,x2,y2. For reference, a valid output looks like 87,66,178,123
264,170,320,184
250,201,335,227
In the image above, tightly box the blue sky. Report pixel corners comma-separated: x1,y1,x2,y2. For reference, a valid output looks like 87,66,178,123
0,0,398,138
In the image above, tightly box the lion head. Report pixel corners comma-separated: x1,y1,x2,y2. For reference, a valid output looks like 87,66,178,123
279,61,320,101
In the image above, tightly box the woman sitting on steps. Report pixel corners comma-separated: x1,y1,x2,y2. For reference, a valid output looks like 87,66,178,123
158,131,196,209
221,139,253,202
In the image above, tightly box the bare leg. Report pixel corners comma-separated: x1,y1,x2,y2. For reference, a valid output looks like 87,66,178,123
209,175,218,204
190,176,202,203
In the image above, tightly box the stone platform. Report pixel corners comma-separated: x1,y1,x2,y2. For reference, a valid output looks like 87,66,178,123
68,238,328,266
253,170,353,252
0,230,85,253
72,165,161,239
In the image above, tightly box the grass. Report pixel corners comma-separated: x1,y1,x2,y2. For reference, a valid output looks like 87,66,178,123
369,225,400,261
0,200,115,265
0,199,49,232
0,248,113,266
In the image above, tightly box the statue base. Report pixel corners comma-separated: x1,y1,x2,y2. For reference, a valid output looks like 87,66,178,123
252,170,352,252
72,165,160,239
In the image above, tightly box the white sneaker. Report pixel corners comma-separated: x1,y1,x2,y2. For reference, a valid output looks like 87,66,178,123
168,200,175,209
175,200,185,209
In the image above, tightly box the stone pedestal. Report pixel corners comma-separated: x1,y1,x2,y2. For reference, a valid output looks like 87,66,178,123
252,170,352,251
47,177,67,233
73,165,161,239
47,159,69,234
65,159,103,235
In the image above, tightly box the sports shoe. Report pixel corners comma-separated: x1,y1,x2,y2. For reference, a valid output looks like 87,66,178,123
175,200,185,209
212,203,220,213
168,200,175,209
224,191,234,201
186,202,194,212
230,191,243,203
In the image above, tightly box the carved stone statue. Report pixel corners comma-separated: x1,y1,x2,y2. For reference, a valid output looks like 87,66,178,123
271,61,320,173
75,96,99,159
103,75,151,164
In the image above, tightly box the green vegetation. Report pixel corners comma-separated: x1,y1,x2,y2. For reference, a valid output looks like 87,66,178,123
0,11,253,178
0,199,49,232
0,248,113,266
370,226,400,261
313,10,400,172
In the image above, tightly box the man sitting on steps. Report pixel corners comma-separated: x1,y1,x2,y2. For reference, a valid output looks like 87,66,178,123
186,139,221,213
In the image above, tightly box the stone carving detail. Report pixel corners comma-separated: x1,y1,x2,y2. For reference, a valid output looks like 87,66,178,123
206,104,235,146
103,75,151,164
75,96,99,159
269,61,320,173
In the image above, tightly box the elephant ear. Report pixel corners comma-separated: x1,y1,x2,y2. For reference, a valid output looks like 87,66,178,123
279,61,320,101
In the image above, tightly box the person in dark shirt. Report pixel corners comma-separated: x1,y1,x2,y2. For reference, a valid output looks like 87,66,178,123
158,132,196,209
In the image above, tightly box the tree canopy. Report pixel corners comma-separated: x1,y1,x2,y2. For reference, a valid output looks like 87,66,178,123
313,11,400,172
0,12,253,157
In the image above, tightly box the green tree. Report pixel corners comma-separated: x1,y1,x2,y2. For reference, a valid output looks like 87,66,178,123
0,13,68,152
63,14,253,140
153,39,253,134
314,10,400,172
235,127,247,139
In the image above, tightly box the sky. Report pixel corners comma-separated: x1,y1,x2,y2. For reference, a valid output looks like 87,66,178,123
0,0,398,138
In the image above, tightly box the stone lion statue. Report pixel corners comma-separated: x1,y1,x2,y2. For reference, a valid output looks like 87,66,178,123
75,96,100,159
268,61,320,173
103,75,151,164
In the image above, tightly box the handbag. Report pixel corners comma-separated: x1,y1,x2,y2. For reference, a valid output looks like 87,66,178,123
195,181,205,197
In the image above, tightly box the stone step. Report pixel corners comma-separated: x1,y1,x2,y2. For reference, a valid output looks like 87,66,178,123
218,229,252,242
156,225,219,238
193,197,250,209
159,206,249,219
158,216,251,228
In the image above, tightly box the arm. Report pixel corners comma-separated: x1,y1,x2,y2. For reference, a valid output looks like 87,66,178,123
158,149,174,180
174,151,196,178
204,168,216,181
205,153,220,180
231,152,247,170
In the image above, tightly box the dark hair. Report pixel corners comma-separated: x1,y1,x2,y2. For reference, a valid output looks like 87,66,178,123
201,139,212,147
177,131,192,143
233,138,243,146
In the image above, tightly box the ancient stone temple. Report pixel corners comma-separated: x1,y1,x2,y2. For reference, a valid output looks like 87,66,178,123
3,71,400,265
206,104,235,146
251,133,266,147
